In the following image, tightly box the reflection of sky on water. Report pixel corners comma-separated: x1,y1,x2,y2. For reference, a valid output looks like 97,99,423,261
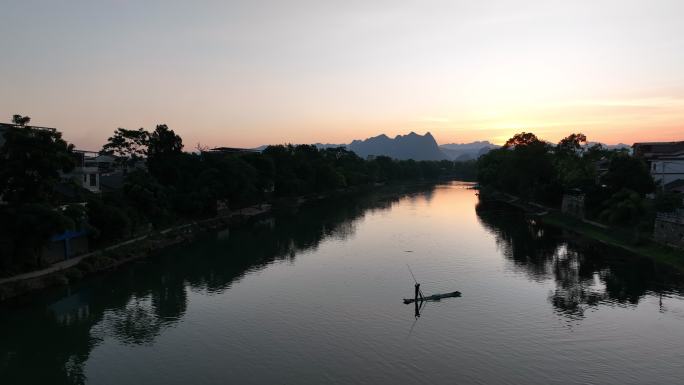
2,182,684,385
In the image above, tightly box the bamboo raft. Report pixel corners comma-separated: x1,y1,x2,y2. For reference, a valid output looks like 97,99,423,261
403,291,461,304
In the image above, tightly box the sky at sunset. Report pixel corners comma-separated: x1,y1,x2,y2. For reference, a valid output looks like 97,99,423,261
2,0,684,150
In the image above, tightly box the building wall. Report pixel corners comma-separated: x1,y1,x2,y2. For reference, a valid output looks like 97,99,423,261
43,241,67,264
63,166,100,193
83,169,100,192
561,194,585,219
650,159,684,186
70,236,89,256
0,126,6,148
653,213,684,249
43,235,90,264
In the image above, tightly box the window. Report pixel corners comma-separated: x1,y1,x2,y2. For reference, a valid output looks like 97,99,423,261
89,173,97,187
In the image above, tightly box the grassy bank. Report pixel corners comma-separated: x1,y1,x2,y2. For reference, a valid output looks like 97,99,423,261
0,211,248,303
0,179,453,303
478,187,684,269
542,211,684,270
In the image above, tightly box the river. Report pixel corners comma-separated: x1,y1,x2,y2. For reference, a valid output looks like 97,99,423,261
2,181,684,385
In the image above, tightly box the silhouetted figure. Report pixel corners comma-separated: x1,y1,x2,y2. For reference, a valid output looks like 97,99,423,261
414,300,421,318
415,283,424,303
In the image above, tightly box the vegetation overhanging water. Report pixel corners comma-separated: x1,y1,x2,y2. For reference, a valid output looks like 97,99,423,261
1,181,684,385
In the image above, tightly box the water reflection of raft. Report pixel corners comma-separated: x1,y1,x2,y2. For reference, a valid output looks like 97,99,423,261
403,291,461,304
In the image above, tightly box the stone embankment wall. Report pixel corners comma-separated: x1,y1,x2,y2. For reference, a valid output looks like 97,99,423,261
0,204,272,302
561,193,585,220
653,210,684,249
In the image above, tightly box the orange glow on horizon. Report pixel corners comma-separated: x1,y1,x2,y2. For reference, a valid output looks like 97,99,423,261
2,1,683,150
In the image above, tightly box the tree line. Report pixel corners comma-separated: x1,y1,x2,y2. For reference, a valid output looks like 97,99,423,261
0,117,475,274
477,132,682,238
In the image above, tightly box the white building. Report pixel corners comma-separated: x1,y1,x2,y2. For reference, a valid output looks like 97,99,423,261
0,123,7,148
1,123,131,195
633,141,684,188
64,151,108,193
650,157,684,186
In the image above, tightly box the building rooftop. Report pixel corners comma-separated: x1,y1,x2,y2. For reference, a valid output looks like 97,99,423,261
633,141,684,158
0,122,58,130
665,179,684,193
204,147,260,154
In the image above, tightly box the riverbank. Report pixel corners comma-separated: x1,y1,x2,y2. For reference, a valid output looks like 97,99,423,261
0,180,448,303
542,212,684,270
0,203,272,303
478,189,684,270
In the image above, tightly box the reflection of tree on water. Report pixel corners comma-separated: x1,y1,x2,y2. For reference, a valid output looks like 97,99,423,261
0,184,436,385
98,297,165,345
548,245,609,319
0,263,191,384
476,199,684,319
94,280,188,346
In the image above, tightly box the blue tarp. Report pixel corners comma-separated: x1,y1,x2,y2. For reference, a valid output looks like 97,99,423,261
50,229,88,242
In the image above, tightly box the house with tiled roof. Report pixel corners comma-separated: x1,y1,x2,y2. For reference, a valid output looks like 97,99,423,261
633,141,684,188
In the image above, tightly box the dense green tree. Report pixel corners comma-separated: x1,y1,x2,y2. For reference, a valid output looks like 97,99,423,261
0,117,473,273
148,124,183,156
0,204,74,268
478,131,667,237
601,154,655,195
600,189,647,226
450,159,478,180
62,204,88,229
479,132,559,203
477,147,514,190
556,133,587,154
147,124,184,185
86,198,132,244
554,133,595,191
242,152,276,192
504,132,541,148
0,124,75,204
122,170,172,226
583,143,610,162
101,128,150,165
11,114,30,126
197,155,260,209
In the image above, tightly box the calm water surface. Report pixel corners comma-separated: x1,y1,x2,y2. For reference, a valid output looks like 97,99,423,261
2,181,684,385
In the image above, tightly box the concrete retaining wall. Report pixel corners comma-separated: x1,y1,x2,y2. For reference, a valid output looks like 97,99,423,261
654,215,684,249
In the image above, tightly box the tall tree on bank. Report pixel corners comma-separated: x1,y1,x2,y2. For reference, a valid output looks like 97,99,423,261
1,204,74,268
477,130,663,232
556,133,587,154
554,133,595,191
147,124,184,185
11,114,31,126
480,131,559,203
0,117,76,268
100,124,184,184
504,132,542,148
0,121,75,204
101,128,150,167
601,154,655,195
148,124,183,156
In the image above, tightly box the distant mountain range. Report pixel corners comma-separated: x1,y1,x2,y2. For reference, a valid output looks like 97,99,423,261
344,133,500,161
254,132,456,160
585,142,631,151
252,135,631,161
439,141,500,161
348,132,448,160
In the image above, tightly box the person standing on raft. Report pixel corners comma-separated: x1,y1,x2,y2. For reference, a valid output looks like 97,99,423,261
414,283,425,303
